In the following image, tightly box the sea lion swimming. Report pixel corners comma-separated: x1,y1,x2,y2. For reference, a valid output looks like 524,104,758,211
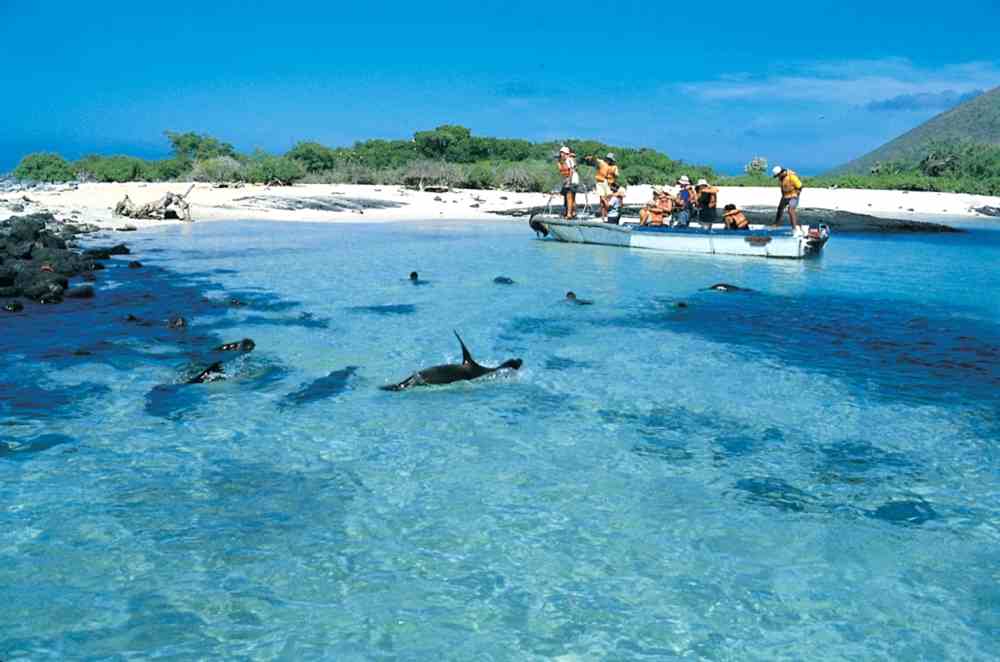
214,338,255,352
493,276,515,285
187,361,225,384
565,291,593,305
706,283,753,292
381,332,522,391
408,271,429,286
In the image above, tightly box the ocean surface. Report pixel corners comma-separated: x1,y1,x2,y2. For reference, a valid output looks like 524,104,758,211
2,219,998,660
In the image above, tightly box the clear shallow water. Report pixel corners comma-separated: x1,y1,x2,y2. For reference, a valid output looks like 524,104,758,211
2,220,998,660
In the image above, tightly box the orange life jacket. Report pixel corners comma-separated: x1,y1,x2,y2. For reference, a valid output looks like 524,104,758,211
655,193,674,213
595,159,618,183
724,209,749,229
558,160,572,177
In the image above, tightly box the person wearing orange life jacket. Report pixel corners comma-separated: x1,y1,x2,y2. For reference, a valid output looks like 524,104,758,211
723,204,751,230
772,165,803,230
639,186,674,226
582,152,620,221
557,146,580,219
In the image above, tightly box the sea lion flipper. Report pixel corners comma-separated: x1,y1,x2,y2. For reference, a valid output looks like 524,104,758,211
454,331,475,367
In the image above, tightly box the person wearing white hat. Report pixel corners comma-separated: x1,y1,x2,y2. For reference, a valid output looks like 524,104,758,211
582,152,621,221
674,175,695,226
557,146,580,219
695,177,720,226
771,165,803,229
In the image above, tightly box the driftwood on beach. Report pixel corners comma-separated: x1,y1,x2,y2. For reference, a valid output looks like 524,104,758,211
114,184,194,221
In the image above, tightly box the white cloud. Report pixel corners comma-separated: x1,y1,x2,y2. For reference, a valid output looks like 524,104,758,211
678,58,1000,107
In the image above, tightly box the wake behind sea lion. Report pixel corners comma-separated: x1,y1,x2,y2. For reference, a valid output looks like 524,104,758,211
381,332,522,391
705,283,753,292
187,361,225,384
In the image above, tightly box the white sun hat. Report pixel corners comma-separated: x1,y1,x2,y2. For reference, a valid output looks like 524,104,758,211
678,175,691,185
697,178,709,187
559,146,571,154
772,165,783,176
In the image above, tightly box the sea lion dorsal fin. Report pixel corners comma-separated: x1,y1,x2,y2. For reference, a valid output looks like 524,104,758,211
454,330,476,366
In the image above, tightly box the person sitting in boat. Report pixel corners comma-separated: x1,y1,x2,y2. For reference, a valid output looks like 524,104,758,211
674,176,695,226
582,153,620,221
557,146,579,219
606,183,626,224
695,178,719,226
723,204,751,230
639,187,674,226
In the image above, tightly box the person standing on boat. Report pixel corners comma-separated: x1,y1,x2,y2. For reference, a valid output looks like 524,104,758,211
557,146,579,219
674,175,695,226
583,152,620,221
772,165,803,230
695,178,719,226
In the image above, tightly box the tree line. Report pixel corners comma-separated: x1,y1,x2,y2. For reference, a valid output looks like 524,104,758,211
12,126,715,192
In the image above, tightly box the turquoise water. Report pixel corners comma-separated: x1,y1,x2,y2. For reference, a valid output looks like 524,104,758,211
2,219,998,660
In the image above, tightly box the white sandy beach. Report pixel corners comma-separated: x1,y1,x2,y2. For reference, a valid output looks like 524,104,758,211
2,181,998,230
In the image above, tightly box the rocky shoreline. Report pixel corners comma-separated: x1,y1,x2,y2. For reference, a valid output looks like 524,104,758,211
0,213,131,309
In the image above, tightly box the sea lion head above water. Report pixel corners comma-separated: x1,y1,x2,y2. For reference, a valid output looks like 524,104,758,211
565,291,594,305
215,338,255,352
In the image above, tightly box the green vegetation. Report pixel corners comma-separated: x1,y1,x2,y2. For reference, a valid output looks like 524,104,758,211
812,141,1000,195
831,86,1000,175
13,152,76,182
12,125,715,192
720,140,1000,195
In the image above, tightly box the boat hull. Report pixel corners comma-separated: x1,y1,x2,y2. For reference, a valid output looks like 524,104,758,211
534,218,828,259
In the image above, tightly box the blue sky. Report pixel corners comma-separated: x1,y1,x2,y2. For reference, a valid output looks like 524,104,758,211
2,1,998,173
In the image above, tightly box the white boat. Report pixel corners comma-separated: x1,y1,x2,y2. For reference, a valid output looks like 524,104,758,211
529,215,830,259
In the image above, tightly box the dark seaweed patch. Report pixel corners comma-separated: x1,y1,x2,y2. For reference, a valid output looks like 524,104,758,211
347,304,417,316
0,433,75,460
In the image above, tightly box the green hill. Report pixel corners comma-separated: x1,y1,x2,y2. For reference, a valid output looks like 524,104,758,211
831,86,1000,174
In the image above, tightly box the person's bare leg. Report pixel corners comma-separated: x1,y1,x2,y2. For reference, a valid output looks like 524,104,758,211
773,198,788,228
562,193,569,219
568,191,576,218
789,203,800,230
600,197,608,220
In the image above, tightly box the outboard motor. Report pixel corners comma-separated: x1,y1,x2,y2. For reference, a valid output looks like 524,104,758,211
528,213,549,237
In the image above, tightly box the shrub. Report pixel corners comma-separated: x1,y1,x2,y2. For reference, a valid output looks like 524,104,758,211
165,130,237,162
149,157,190,181
402,160,464,189
498,160,559,192
462,162,498,189
190,156,245,182
287,141,340,173
75,155,151,183
14,152,76,182
244,152,306,184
